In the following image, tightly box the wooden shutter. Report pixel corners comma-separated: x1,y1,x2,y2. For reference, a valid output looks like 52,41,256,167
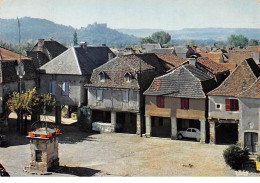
161,96,164,108
181,98,185,109
185,98,189,109
225,99,230,111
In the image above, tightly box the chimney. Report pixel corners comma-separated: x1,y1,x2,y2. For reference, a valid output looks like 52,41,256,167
189,57,197,66
108,53,113,61
38,39,45,52
253,52,260,64
79,42,87,49
101,43,106,47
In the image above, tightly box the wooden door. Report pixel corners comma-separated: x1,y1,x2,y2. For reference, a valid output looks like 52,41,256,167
244,132,258,153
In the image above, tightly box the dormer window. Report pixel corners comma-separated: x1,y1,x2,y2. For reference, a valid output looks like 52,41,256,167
242,81,247,89
124,72,131,82
99,72,106,82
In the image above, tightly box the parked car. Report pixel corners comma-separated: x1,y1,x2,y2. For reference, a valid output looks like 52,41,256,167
177,128,200,141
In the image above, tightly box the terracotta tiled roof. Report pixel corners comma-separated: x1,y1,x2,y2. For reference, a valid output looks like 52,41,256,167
208,58,260,96
228,50,254,65
246,46,260,53
238,77,260,99
0,46,29,61
156,53,187,69
218,63,237,71
197,57,229,74
198,52,222,63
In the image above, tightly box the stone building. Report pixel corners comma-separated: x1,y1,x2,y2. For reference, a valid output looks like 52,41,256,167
0,47,37,116
26,39,68,68
208,58,260,145
86,53,167,134
144,62,217,142
237,78,260,153
39,43,115,123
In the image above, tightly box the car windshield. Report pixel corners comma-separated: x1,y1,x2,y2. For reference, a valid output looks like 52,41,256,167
192,129,196,132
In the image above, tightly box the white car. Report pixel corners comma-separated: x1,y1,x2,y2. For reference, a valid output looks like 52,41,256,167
177,128,201,141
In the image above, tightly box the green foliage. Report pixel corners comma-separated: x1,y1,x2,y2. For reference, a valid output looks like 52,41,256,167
6,87,55,115
73,30,78,46
186,40,196,47
151,31,171,44
227,34,249,48
140,36,156,44
223,145,248,170
248,39,259,46
0,39,35,54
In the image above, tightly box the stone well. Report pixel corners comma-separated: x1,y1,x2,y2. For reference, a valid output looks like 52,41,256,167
27,128,60,173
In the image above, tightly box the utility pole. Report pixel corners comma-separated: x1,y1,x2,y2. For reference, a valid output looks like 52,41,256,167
16,17,25,135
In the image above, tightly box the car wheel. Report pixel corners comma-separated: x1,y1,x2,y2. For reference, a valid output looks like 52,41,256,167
178,134,183,140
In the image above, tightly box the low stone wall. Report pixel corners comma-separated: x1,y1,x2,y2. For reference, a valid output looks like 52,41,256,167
92,122,112,133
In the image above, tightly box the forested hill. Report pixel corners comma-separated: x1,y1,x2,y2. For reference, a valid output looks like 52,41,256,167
0,17,139,48
118,28,260,41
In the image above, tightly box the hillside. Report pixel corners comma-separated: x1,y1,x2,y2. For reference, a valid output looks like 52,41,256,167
0,17,139,48
118,28,260,41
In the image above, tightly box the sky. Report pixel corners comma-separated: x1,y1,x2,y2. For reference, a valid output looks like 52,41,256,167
0,0,260,30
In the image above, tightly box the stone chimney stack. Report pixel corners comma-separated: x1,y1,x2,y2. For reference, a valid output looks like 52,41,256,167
253,52,260,64
38,39,45,52
108,53,113,61
79,42,87,50
189,57,197,66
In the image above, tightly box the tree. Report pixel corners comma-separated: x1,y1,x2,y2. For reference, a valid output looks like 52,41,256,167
140,36,156,44
186,40,196,47
248,39,259,46
73,30,78,46
6,87,55,135
151,31,171,44
227,34,248,48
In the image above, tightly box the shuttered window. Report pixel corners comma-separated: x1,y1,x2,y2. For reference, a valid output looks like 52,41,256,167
123,90,129,102
97,89,103,101
226,99,239,111
61,82,70,96
156,96,164,108
181,98,189,110
49,80,56,95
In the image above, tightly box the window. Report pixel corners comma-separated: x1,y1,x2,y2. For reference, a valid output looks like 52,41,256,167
49,80,56,95
181,98,189,110
61,81,70,96
225,99,239,111
123,90,129,102
156,96,164,108
99,72,105,82
35,150,42,162
191,129,196,132
97,89,103,101
124,73,131,82
216,104,221,109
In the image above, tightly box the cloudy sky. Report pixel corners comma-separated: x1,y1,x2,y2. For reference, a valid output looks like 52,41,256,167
0,0,260,30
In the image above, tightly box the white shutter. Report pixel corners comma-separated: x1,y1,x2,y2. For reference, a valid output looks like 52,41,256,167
61,82,65,95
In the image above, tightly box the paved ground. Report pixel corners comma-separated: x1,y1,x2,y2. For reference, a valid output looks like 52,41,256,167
0,119,259,177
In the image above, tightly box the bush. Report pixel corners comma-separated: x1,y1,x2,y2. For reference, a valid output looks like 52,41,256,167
223,145,248,170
